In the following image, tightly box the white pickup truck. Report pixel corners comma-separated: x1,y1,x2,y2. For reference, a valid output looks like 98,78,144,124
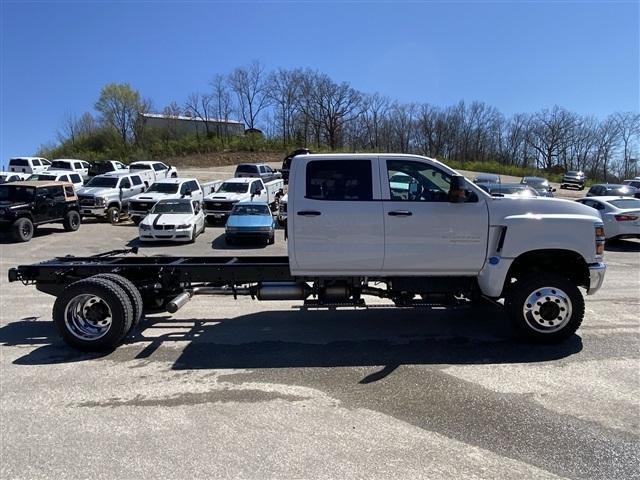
203,177,284,222
128,161,178,187
9,153,607,350
128,177,221,224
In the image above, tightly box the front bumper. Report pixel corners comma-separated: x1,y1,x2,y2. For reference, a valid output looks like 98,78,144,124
80,206,107,216
205,211,231,220
139,228,192,242
226,230,273,242
587,262,606,295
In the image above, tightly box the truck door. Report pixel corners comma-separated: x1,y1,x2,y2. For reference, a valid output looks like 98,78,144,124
290,158,384,273
380,158,489,274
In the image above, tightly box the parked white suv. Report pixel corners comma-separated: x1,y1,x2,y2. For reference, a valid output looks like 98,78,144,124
8,157,50,174
50,159,91,180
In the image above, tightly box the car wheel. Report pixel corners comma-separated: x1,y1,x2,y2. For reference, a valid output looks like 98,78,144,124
189,225,197,243
63,210,81,231
92,274,144,333
11,218,34,242
107,206,120,224
505,272,584,343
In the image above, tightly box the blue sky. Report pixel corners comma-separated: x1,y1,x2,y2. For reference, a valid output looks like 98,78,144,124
1,1,638,161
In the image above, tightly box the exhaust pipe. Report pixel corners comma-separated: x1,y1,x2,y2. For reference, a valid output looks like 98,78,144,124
166,292,192,313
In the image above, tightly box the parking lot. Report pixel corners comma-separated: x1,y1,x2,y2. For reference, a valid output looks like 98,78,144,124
1,167,639,480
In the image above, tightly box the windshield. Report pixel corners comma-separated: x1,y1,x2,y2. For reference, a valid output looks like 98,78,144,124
0,185,36,202
130,163,151,170
146,183,179,194
609,198,640,209
51,161,72,170
488,185,537,197
523,178,549,188
151,201,192,214
606,185,634,195
217,182,249,193
567,171,582,176
86,177,118,188
231,204,270,216
28,174,57,181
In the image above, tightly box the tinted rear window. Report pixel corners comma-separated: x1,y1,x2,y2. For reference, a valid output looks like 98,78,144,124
51,161,72,169
306,160,372,201
9,159,29,166
130,164,151,170
236,165,258,173
610,199,640,209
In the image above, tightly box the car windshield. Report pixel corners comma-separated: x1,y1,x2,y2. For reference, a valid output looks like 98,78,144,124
609,198,640,209
487,184,537,197
151,201,192,214
523,178,549,188
147,183,179,193
86,177,118,188
217,182,249,193
51,161,72,169
474,174,499,183
390,174,411,184
231,204,270,216
130,163,151,170
28,174,57,181
567,171,582,176
0,185,36,202
623,180,640,188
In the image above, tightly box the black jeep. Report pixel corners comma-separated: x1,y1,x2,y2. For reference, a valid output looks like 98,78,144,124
0,181,81,242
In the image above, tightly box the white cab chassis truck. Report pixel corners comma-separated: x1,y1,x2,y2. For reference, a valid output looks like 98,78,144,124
9,154,606,351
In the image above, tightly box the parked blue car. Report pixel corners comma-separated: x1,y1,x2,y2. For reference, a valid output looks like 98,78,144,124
225,201,275,245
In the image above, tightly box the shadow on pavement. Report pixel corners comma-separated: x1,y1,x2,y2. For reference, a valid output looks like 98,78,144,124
1,304,583,373
211,233,267,250
605,238,640,252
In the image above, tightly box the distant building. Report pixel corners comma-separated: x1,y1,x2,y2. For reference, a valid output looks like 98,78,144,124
140,112,245,137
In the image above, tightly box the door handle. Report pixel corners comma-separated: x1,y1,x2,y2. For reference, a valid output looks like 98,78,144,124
388,210,412,217
297,210,322,217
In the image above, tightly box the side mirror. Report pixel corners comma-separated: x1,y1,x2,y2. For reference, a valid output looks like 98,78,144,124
449,175,467,203
185,189,192,197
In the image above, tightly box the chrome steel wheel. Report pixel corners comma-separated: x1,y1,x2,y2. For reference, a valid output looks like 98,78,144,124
522,286,572,334
64,294,113,340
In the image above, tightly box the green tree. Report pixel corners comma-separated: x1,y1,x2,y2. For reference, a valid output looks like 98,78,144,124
95,83,141,146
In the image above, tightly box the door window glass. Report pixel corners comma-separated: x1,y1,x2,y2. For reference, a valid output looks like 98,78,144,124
70,174,81,183
74,162,83,169
386,160,451,202
131,175,142,186
153,163,166,171
120,179,131,189
32,159,41,166
306,160,372,201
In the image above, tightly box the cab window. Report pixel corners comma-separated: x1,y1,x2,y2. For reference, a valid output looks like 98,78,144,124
32,159,41,166
306,160,372,201
131,175,142,186
74,162,83,169
70,174,82,183
386,160,451,202
120,178,132,189
153,163,166,172
64,186,75,197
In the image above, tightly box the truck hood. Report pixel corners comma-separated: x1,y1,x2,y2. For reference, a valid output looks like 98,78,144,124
488,196,601,224
131,192,181,202
205,192,249,202
226,215,274,228
141,213,195,227
77,186,118,197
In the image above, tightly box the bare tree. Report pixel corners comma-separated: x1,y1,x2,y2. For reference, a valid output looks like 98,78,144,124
527,106,577,169
185,92,214,136
210,74,233,138
615,112,640,177
228,60,271,131
266,68,302,147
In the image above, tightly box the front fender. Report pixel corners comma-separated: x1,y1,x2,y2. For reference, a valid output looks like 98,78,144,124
500,214,599,262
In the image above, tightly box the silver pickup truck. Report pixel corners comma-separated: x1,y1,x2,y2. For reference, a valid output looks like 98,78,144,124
77,172,146,223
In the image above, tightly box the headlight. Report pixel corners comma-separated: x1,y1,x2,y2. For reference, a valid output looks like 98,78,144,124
95,197,105,206
140,224,151,231
177,224,190,229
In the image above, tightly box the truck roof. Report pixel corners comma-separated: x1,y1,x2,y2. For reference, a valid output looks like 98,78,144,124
9,156,46,161
130,160,160,165
5,180,72,188
98,171,136,178
154,177,196,184
300,153,455,173
221,177,256,184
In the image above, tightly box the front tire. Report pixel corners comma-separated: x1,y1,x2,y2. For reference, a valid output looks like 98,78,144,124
52,277,133,351
63,210,81,231
11,218,34,242
505,273,584,343
107,206,120,225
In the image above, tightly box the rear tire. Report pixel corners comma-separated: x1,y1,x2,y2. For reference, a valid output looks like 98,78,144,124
505,273,584,343
11,218,34,242
52,277,133,351
63,210,81,231
93,274,144,333
107,206,120,225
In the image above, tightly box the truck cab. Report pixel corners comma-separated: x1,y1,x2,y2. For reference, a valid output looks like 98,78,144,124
203,177,284,222
234,163,282,183
128,177,210,223
77,172,146,223
8,157,50,175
